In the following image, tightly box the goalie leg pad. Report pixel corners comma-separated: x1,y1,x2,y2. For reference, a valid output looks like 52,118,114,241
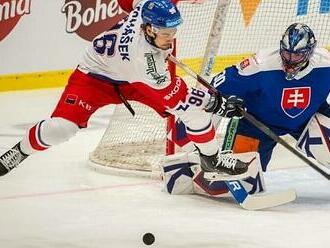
161,152,200,195
193,152,266,197
227,119,276,172
297,113,330,167
161,151,266,197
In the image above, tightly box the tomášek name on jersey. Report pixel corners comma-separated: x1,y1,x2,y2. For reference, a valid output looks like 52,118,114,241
119,5,140,61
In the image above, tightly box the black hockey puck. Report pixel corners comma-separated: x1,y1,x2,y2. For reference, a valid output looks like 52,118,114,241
143,232,155,245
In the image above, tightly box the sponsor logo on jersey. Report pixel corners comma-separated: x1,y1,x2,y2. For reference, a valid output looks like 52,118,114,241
0,0,31,42
164,77,181,101
61,0,126,41
239,58,250,70
281,87,311,118
145,53,167,85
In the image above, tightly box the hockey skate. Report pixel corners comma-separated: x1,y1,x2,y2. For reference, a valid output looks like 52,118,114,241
200,150,251,181
0,143,28,176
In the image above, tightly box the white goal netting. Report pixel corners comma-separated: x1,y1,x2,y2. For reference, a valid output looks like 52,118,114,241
89,0,330,177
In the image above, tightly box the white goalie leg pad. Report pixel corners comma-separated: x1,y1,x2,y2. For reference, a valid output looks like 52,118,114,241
161,152,200,195
193,152,266,198
161,151,266,197
162,151,294,210
233,152,266,194
297,113,330,167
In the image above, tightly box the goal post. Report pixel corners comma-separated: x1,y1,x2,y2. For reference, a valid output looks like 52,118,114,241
89,0,330,178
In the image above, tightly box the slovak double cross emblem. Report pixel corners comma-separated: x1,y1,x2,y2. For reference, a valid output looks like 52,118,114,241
281,87,311,118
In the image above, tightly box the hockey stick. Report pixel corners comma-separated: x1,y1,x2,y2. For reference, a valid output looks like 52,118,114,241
222,119,296,210
225,180,296,210
239,110,330,180
168,54,330,181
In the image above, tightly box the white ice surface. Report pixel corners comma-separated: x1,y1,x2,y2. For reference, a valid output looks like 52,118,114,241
0,88,330,248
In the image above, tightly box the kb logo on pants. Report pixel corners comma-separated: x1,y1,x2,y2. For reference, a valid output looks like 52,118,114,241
79,100,92,111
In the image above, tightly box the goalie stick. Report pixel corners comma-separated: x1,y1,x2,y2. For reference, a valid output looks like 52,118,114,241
168,54,330,181
224,180,296,210
224,118,295,210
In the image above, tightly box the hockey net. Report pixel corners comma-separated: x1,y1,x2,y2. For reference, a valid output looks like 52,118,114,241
89,0,330,178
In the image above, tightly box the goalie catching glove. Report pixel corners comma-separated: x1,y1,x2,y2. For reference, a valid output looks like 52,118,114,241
205,94,245,118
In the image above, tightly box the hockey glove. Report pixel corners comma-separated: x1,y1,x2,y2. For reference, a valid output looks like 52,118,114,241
205,94,245,118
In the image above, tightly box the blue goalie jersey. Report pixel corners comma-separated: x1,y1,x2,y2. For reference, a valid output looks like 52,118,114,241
211,48,330,136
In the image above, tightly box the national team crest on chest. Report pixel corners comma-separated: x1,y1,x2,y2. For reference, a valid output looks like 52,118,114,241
281,87,311,118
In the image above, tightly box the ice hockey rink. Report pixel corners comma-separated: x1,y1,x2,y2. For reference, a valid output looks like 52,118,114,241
0,88,330,248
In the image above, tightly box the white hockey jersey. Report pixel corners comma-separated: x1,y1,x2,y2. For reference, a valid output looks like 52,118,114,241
78,0,172,90
78,0,218,156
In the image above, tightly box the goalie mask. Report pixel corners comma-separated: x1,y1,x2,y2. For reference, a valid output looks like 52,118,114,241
280,23,317,80
141,0,182,49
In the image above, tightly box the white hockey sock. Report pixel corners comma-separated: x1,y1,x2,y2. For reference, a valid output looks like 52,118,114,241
20,117,79,154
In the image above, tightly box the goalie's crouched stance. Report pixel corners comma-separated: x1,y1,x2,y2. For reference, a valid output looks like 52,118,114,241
163,112,330,201
161,151,265,198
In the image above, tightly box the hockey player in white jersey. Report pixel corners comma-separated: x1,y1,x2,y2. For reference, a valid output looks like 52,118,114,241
0,0,247,177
